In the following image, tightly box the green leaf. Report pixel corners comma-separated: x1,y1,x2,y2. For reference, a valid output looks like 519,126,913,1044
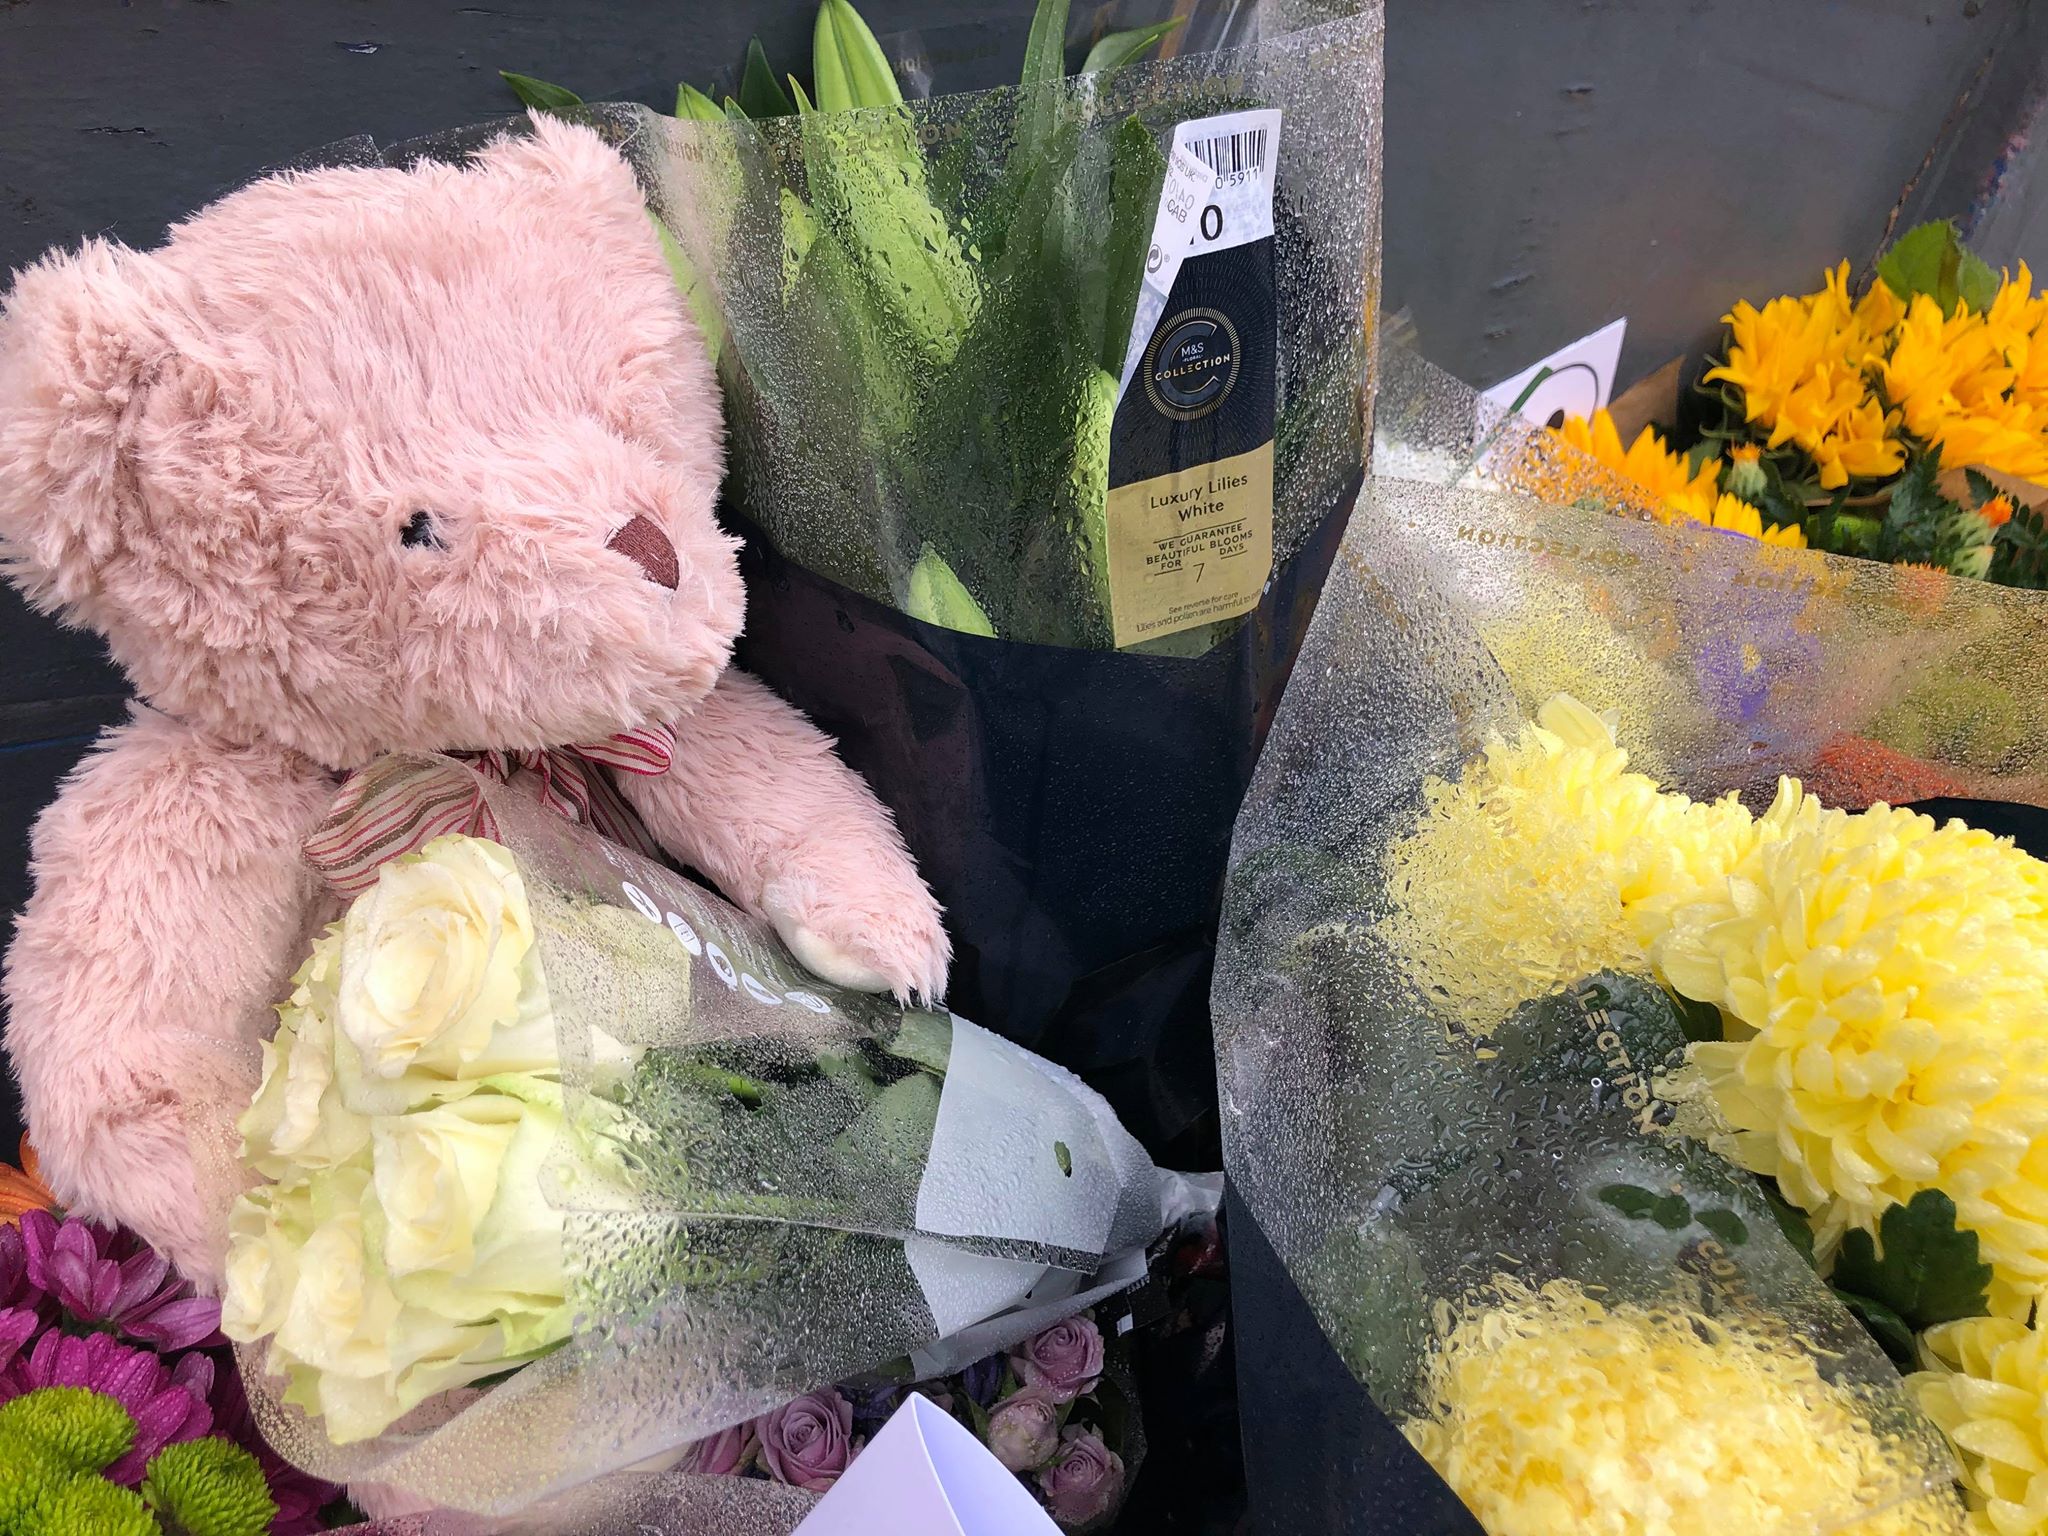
905,546,998,636
1695,1208,1748,1247
675,82,726,123
1966,468,2000,508
1079,17,1185,75
1669,990,1725,1045
1020,0,1072,89
814,0,903,112
501,72,582,112
886,1011,954,1075
1878,219,2000,315
1829,1189,1992,1329
1103,116,1168,375
1649,1193,1692,1231
1834,1289,1918,1369
1759,1181,1816,1263
1598,1184,1659,1220
739,36,797,118
1054,1140,1073,1176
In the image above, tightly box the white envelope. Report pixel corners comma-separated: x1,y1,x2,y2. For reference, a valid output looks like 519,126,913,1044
791,1394,1059,1536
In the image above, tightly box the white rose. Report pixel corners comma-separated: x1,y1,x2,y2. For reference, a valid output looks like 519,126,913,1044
372,1092,525,1278
272,1165,402,1383
242,929,371,1177
221,1181,313,1343
338,836,541,1082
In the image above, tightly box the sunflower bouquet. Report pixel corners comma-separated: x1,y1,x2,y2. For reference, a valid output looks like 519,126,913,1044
1530,221,2048,588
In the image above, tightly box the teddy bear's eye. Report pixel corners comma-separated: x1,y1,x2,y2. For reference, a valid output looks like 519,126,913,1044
400,510,442,550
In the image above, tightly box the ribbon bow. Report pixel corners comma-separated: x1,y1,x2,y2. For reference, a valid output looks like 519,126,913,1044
304,725,676,896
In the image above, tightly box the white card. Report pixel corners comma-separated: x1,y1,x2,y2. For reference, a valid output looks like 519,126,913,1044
791,1394,1060,1536
1480,316,1627,429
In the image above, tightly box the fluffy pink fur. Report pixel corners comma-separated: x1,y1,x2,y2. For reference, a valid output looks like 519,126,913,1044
0,117,947,1286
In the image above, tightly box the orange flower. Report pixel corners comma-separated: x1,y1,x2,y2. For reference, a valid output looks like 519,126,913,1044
0,1136,54,1224
1982,494,2017,529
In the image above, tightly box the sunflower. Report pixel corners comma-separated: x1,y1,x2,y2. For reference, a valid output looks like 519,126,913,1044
1553,410,1720,515
1679,492,1809,549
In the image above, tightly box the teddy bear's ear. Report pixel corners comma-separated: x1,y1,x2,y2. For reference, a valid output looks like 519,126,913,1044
0,239,184,616
475,114,646,211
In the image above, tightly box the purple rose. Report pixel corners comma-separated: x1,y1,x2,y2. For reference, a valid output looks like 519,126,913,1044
1037,1426,1125,1529
1009,1315,1103,1405
756,1388,857,1492
679,1421,756,1477
985,1387,1060,1473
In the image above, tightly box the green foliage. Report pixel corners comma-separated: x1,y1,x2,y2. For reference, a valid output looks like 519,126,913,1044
1830,1189,1992,1331
813,0,904,112
1597,1185,1747,1245
1877,219,2000,316
1080,18,1186,75
738,38,797,119
500,72,583,113
1758,1181,1816,1263
1866,450,1995,576
905,548,998,637
1991,498,2048,589
142,1438,277,1536
674,82,726,123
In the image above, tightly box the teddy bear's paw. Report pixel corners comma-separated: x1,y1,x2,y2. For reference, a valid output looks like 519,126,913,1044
761,874,951,1007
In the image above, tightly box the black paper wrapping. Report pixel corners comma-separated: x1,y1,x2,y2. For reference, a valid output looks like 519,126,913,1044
729,476,1356,1167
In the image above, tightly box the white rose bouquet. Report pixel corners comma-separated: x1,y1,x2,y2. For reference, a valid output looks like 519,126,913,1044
220,755,1209,1523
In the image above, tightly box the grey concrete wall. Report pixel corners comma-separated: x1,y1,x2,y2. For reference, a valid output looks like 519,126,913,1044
0,0,2041,1150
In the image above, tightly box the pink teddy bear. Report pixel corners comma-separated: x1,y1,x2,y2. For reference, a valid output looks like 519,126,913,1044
0,117,949,1286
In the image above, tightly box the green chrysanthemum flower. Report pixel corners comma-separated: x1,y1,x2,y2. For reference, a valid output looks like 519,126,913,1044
142,1438,277,1536
0,1385,137,1473
30,1476,156,1536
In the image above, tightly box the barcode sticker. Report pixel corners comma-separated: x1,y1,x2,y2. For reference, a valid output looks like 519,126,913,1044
1187,125,1270,180
1117,108,1284,403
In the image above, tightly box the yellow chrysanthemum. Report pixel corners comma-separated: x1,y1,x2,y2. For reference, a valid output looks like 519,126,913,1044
1910,1315,2048,1536
1379,696,1754,1031
1658,782,2048,1316
1989,264,2048,406
1404,1276,1965,1536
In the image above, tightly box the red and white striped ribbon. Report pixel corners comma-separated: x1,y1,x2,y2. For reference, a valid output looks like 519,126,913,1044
303,724,676,896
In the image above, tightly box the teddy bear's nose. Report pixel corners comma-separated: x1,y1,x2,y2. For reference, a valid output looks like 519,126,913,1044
606,516,679,590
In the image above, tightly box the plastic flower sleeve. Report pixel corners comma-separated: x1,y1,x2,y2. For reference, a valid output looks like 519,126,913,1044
228,755,1209,1522
616,0,1379,652
1205,362,2048,1527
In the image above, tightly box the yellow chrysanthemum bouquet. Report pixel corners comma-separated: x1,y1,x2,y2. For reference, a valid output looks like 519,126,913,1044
1214,463,2048,1534
1536,221,2048,588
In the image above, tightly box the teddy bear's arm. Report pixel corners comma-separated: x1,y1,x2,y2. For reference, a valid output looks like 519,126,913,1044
2,710,334,1284
613,669,951,1004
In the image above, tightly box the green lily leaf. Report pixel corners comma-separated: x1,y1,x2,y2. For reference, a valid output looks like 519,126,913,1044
1759,1181,1816,1263
1829,1188,1992,1329
675,82,726,123
1104,116,1167,374
739,36,797,119
501,72,582,113
905,546,998,637
1080,17,1186,75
